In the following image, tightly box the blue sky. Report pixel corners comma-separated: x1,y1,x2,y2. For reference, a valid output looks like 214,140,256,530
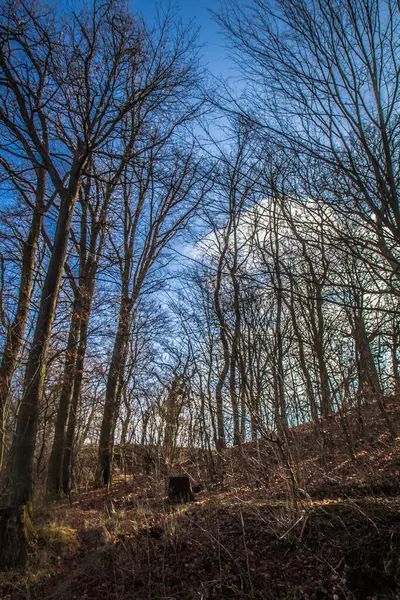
49,0,234,78
51,0,237,81
129,0,233,79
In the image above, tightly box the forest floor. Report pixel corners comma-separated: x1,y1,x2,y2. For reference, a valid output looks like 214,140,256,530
1,401,400,600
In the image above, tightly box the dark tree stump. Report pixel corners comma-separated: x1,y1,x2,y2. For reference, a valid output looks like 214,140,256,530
167,476,194,503
0,506,31,569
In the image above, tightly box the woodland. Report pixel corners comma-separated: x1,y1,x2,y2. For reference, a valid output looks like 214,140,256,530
0,0,399,598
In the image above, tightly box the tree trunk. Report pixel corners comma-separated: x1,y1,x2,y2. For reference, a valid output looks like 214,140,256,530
273,268,288,431
47,189,102,498
285,283,319,424
0,505,32,569
164,376,181,464
0,176,45,473
229,267,241,446
315,284,331,419
61,284,95,495
354,311,397,438
6,186,80,507
392,318,400,397
282,204,331,421
214,252,229,452
167,476,194,503
95,297,131,487
46,306,80,498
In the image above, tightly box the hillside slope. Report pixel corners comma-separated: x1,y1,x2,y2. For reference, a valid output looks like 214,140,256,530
1,400,399,600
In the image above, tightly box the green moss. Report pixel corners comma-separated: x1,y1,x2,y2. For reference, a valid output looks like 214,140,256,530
37,524,79,557
24,507,35,542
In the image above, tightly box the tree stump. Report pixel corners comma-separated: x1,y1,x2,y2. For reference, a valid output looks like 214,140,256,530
0,506,31,569
167,476,194,503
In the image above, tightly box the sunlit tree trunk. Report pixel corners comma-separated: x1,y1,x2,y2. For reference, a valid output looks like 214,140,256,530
46,304,80,497
61,301,92,494
0,173,45,471
8,182,82,506
95,293,132,487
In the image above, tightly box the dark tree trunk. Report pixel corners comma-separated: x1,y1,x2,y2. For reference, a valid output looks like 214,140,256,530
0,505,32,569
167,476,194,503
214,251,229,452
285,282,319,424
282,203,331,421
229,268,241,446
274,281,287,431
47,185,103,498
315,284,331,419
354,311,397,438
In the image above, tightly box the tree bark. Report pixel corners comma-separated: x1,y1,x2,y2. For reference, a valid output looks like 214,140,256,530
214,250,229,452
167,476,194,503
47,179,106,497
95,295,132,487
284,280,319,424
273,278,288,431
7,184,81,507
164,376,181,462
0,505,32,569
0,172,45,472
314,283,331,419
46,306,80,497
229,258,242,446
61,275,96,494
271,208,288,432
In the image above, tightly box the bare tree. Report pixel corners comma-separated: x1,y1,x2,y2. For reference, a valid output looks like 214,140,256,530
1,0,179,508
217,0,400,288
95,142,208,487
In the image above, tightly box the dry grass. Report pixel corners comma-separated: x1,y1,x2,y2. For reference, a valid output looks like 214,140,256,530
1,400,399,600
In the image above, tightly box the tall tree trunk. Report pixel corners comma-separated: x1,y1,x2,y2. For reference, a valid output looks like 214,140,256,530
214,250,229,452
56,170,119,495
246,327,261,441
229,263,241,446
314,283,331,419
282,202,331,420
271,207,288,433
285,281,318,424
163,375,182,468
7,185,81,507
46,305,80,497
95,296,131,487
273,280,287,431
47,181,104,498
229,344,240,445
0,172,45,472
61,276,96,494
